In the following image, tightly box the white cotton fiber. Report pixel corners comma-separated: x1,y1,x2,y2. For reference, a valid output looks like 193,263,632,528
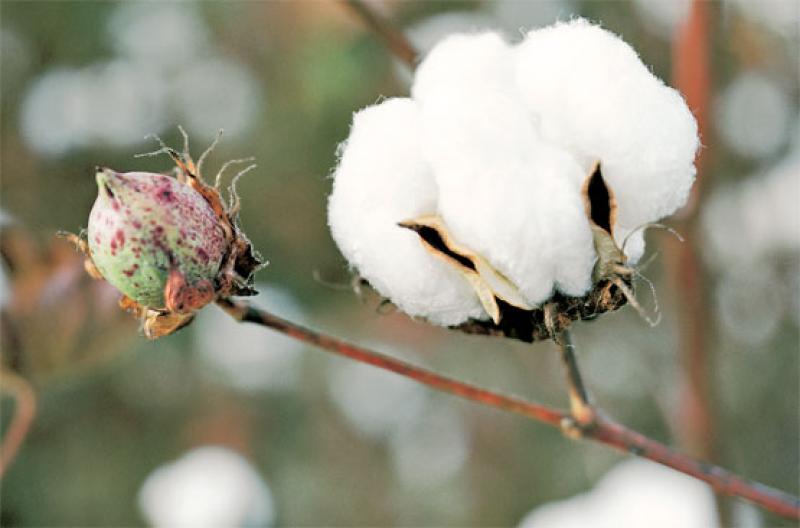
328,19,698,326
328,98,485,326
515,19,699,250
412,31,595,302
412,32,514,102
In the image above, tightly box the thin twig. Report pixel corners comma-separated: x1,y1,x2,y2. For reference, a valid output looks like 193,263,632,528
341,0,419,69
0,369,36,477
216,297,800,520
554,328,595,427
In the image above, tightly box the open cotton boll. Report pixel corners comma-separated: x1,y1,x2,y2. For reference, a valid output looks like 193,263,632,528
419,85,594,304
328,98,486,326
515,19,699,250
330,21,697,331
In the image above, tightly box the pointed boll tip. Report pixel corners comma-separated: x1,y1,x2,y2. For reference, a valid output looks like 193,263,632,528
94,167,118,195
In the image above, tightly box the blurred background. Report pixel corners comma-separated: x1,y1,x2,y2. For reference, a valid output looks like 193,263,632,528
1,1,798,526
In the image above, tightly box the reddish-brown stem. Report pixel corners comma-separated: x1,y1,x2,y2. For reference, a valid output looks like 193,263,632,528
669,0,716,462
0,369,36,477
341,0,419,69
217,298,800,520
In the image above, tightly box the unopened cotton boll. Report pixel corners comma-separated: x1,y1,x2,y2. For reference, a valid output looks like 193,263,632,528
328,98,485,326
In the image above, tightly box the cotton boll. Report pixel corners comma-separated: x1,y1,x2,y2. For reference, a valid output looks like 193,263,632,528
702,152,800,267
331,23,698,326
515,19,699,233
632,0,692,40
327,354,428,440
328,98,485,326
138,446,275,528
715,72,791,160
518,459,717,528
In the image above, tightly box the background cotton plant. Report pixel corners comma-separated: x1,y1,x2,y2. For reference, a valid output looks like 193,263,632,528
329,19,699,328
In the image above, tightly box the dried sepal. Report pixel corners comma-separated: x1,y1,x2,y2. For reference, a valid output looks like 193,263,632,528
580,162,661,327
581,162,630,283
57,231,104,280
399,214,532,324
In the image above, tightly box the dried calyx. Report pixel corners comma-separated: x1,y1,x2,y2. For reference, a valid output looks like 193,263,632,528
62,128,264,339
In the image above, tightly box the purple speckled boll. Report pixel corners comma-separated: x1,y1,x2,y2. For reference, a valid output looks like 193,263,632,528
87,168,227,309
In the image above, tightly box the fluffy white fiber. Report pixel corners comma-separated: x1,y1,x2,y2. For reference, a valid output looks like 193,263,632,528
329,19,698,326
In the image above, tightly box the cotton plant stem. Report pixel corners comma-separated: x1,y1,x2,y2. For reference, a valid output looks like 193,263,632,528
554,329,595,426
0,369,36,478
671,3,722,520
341,0,419,69
217,297,800,520
670,0,718,466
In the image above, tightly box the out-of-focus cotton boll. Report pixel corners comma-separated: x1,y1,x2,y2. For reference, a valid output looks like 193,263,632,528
20,68,91,155
194,284,305,392
732,0,800,38
518,459,717,528
632,0,692,40
388,402,469,488
108,3,210,67
703,152,800,266
172,58,261,141
328,98,485,326
515,20,699,241
20,62,166,156
138,446,275,528
715,265,783,346
88,60,167,147
715,72,791,160
327,354,428,440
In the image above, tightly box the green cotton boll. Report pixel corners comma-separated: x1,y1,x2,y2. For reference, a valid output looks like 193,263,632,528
87,168,227,309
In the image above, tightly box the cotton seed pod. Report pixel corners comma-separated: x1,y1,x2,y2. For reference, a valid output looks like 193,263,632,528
64,131,264,338
88,169,226,310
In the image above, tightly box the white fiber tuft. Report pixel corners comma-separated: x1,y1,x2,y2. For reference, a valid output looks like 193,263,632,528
328,98,484,325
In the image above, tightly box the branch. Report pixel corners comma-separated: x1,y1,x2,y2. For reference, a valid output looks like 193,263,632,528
217,298,800,520
0,369,36,477
341,0,419,69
